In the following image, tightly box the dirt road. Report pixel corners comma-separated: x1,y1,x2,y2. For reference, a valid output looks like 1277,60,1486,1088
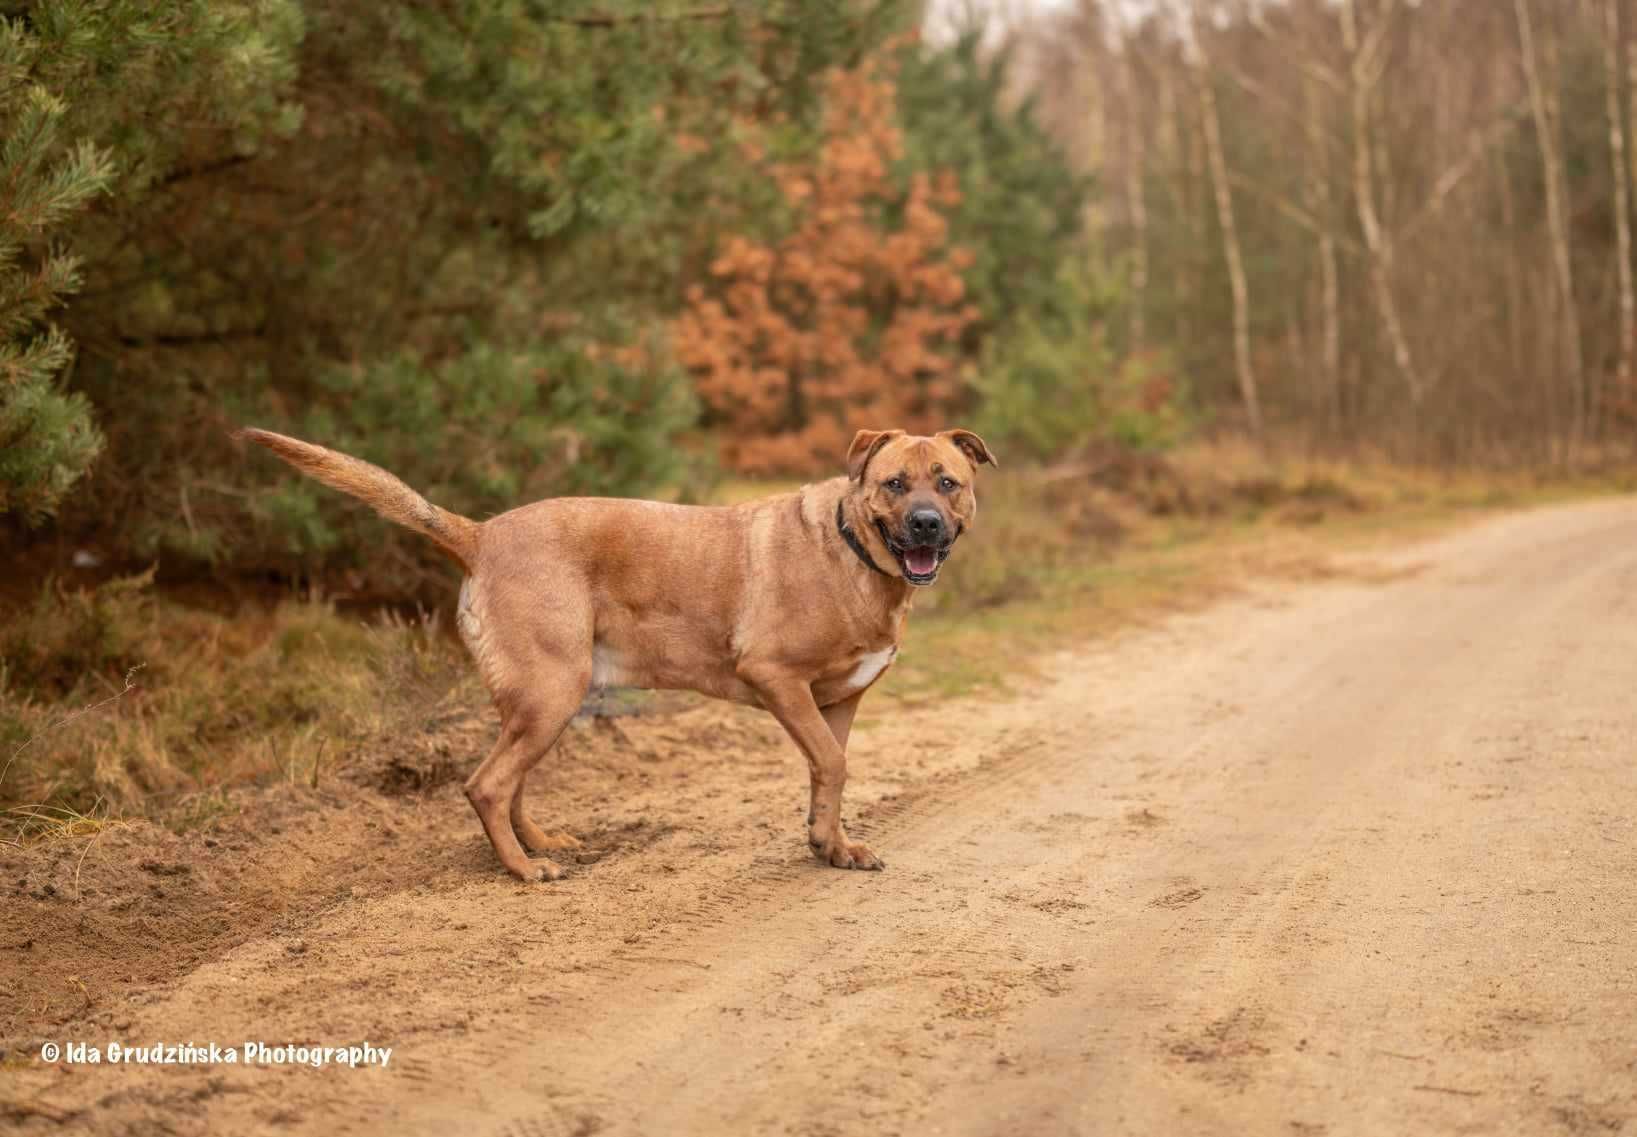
6,498,1636,1135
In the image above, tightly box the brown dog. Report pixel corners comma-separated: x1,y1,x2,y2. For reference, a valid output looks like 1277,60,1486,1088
237,426,995,880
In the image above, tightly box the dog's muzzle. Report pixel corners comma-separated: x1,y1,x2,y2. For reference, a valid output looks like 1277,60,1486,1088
875,517,960,586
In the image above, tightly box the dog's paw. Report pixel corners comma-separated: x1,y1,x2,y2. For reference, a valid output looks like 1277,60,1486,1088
514,858,565,883
811,834,885,871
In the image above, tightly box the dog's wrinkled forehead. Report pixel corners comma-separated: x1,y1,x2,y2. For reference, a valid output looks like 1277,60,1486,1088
882,437,965,481
846,428,996,484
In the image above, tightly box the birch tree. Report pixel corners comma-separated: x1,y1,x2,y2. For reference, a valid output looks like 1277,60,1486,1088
1303,69,1342,432
1516,0,1586,450
1609,0,1635,403
1122,40,1150,351
1341,0,1424,409
1188,16,1263,438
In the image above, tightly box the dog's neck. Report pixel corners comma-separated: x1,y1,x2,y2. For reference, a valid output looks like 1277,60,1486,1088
835,499,891,578
833,491,912,605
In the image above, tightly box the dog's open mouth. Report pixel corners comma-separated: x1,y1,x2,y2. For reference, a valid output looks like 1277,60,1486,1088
876,520,953,586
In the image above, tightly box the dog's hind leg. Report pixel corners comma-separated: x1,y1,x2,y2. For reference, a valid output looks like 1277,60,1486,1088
510,777,583,854
465,669,588,882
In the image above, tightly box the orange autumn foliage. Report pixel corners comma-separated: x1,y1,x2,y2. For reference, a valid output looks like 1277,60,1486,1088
672,59,977,475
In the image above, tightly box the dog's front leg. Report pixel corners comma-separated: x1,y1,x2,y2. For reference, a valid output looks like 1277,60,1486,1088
747,677,883,871
817,690,864,842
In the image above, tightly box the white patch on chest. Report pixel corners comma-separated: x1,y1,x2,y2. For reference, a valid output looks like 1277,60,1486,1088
844,647,896,694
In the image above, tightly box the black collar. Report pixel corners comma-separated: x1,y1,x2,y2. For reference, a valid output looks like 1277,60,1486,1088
836,500,891,577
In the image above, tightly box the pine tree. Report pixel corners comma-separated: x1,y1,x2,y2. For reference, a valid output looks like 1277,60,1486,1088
0,29,113,521
0,1,301,523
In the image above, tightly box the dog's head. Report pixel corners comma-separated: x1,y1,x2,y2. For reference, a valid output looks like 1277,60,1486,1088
844,428,997,587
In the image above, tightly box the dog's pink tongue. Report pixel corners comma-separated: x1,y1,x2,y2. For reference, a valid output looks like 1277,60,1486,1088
905,547,938,576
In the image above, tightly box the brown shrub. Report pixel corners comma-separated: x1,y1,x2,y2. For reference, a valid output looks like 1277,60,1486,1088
673,58,976,475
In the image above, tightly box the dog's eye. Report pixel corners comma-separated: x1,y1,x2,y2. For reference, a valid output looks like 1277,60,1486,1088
884,477,906,493
937,476,959,493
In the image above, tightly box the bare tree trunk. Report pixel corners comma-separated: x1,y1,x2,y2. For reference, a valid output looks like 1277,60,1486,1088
1611,0,1636,413
1175,66,1203,354
1623,12,1637,446
1629,21,1637,258
1516,0,1586,455
1189,25,1263,439
1081,25,1109,243
1122,44,1149,352
1493,143,1528,386
1303,72,1342,435
1341,0,1424,410
1155,59,1182,330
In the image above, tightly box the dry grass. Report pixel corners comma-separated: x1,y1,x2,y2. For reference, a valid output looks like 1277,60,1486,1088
0,579,473,837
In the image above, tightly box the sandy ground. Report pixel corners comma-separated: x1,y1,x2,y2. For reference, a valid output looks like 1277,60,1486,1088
3,497,1635,1135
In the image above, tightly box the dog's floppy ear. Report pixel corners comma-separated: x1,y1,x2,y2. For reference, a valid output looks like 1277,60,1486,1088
938,428,998,470
846,428,905,481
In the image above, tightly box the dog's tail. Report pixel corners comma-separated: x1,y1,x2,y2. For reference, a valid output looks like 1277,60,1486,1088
235,428,479,570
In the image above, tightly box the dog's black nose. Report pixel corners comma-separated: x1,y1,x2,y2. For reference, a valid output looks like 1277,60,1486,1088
906,508,944,545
